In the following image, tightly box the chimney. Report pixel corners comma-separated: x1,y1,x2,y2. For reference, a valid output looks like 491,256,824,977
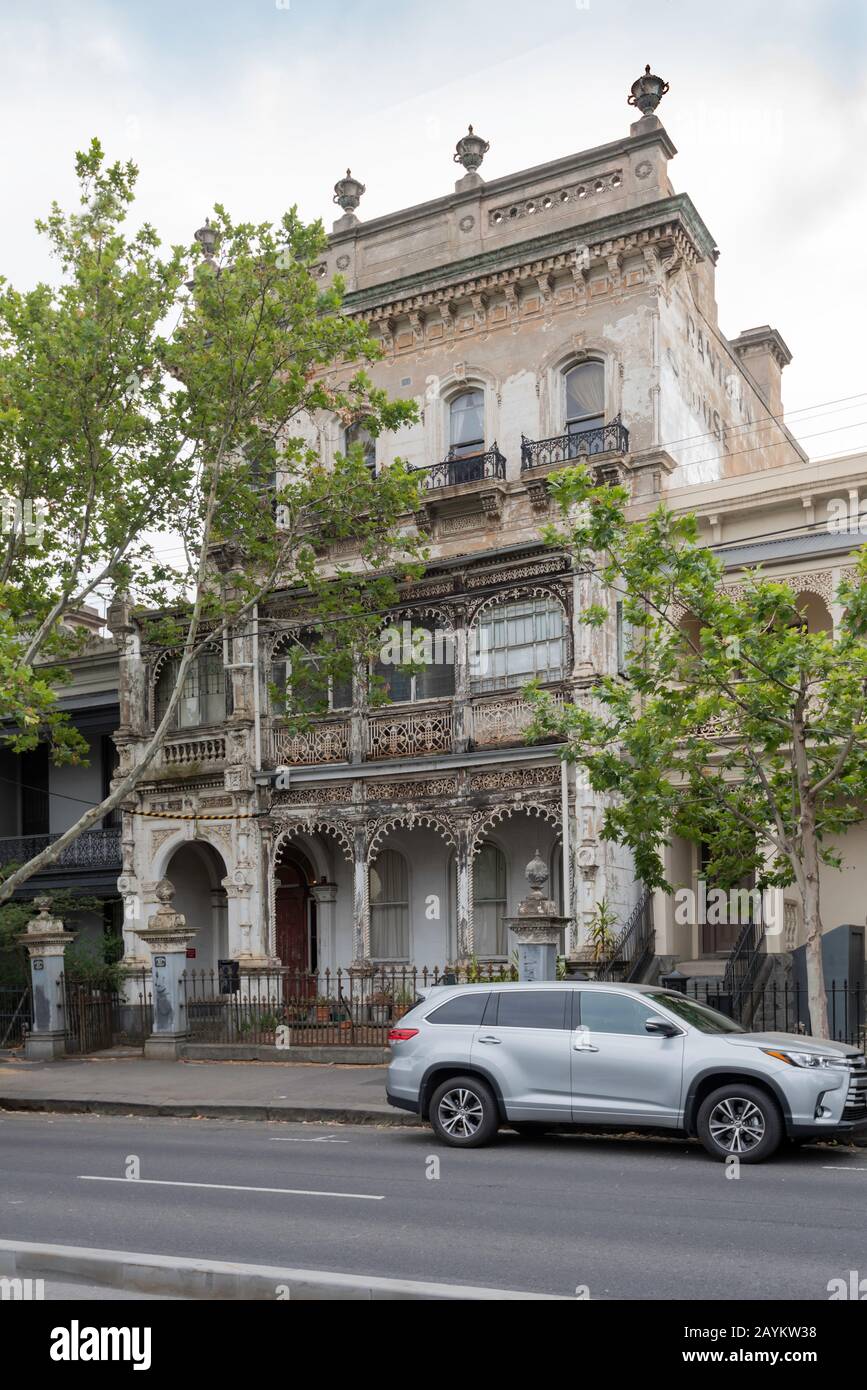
730,326,792,417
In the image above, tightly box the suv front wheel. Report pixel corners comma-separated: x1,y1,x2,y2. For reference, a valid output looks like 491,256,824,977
429,1075,499,1148
696,1083,783,1163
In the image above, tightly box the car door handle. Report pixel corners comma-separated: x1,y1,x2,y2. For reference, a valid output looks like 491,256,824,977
478,1035,502,1044
573,1042,599,1052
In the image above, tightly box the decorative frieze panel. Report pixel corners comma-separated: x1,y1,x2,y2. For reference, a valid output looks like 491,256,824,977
367,709,453,759
369,777,459,801
272,721,350,766
465,558,568,588
469,765,560,791
473,693,564,747
273,784,353,806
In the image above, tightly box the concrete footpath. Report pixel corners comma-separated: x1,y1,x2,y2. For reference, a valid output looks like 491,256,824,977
0,1052,413,1126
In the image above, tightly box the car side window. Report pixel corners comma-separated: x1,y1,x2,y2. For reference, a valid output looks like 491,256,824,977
494,990,569,1030
426,993,491,1026
578,992,667,1036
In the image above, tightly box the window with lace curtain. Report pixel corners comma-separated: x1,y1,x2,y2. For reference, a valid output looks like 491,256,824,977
564,361,605,435
369,848,409,960
154,653,230,730
473,842,508,957
344,422,376,474
449,389,485,458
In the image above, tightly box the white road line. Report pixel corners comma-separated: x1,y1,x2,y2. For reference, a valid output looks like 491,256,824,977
821,1166,867,1172
269,1136,348,1144
78,1175,383,1201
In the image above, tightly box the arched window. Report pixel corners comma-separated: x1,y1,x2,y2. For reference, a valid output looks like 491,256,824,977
473,842,507,958
471,596,565,693
369,848,409,960
449,389,485,459
344,422,376,474
270,636,353,714
564,361,605,437
154,653,230,730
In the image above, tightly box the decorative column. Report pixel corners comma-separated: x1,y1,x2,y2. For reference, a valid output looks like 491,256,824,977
503,852,570,982
454,821,473,963
350,826,369,968
19,896,75,1060
136,878,196,1060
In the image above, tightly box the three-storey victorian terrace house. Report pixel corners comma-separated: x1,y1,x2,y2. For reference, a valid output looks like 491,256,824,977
108,69,824,993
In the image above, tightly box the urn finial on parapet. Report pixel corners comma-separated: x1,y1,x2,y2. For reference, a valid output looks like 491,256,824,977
627,64,669,117
333,169,366,214
454,124,490,174
154,877,176,907
194,216,218,261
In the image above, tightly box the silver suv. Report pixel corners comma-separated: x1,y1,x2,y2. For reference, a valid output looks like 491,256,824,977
386,982,867,1162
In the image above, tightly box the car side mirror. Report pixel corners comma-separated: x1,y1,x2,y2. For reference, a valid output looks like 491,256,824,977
645,1017,680,1038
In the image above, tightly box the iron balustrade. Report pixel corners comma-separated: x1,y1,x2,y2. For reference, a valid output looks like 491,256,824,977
596,887,654,982
415,444,506,490
722,917,766,1017
0,828,122,872
521,416,629,470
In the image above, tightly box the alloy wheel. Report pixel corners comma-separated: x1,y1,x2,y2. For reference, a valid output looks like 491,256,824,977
438,1087,484,1139
708,1096,766,1154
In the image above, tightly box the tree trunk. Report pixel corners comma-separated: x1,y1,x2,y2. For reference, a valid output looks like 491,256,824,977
800,819,829,1039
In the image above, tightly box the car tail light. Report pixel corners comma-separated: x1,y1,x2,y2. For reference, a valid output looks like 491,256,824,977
388,1027,419,1043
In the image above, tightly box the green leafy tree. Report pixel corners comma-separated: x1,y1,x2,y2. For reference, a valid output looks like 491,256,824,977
0,141,423,904
529,465,867,1038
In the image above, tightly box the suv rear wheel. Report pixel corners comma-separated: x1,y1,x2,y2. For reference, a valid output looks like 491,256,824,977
429,1075,499,1148
697,1083,783,1163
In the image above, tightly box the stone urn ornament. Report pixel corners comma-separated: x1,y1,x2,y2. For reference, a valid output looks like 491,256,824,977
333,169,366,214
454,125,490,175
627,65,670,117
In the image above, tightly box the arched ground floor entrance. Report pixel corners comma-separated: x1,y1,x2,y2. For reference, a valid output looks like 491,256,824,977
163,841,228,973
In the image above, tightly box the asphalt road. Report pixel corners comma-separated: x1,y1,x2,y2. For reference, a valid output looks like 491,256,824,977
1,1112,866,1300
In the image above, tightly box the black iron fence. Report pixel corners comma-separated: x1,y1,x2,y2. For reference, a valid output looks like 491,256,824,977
676,978,865,1048
60,971,153,1054
181,963,517,1047
0,986,31,1047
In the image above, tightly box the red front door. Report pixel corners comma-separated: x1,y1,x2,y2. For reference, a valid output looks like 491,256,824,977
276,884,309,972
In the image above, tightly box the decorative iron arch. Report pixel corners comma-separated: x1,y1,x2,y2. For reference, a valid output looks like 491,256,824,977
469,801,562,858
271,817,354,865
367,812,457,860
467,583,569,628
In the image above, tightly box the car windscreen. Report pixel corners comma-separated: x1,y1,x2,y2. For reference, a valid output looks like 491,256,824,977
645,991,746,1034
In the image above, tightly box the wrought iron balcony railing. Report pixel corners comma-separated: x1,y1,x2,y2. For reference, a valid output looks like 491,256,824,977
0,828,122,874
416,444,506,491
520,416,629,470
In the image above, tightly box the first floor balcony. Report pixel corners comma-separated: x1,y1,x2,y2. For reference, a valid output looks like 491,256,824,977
415,444,507,491
266,688,565,767
521,416,629,471
0,828,122,895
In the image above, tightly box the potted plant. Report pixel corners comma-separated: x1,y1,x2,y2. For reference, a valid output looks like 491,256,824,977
314,995,332,1024
391,989,414,1020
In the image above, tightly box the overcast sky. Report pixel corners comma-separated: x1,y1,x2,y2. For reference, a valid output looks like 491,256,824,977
1,0,866,463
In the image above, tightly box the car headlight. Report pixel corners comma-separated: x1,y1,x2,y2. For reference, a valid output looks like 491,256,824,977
762,1048,846,1069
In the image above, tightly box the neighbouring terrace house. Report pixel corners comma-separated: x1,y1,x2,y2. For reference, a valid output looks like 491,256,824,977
0,606,122,951
101,66,865,1011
